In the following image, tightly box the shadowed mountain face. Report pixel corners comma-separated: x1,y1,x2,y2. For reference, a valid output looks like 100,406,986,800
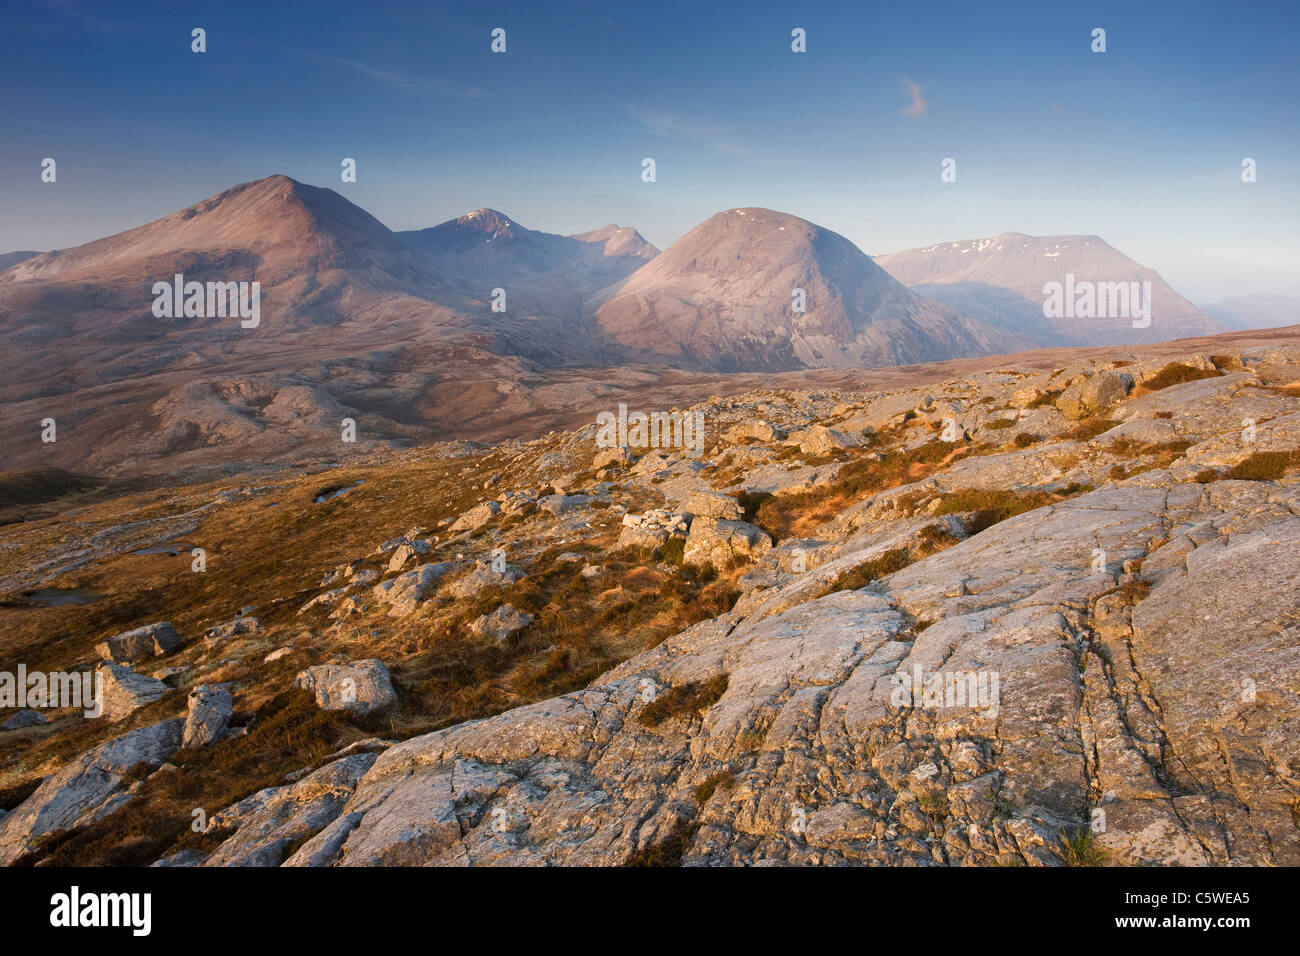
0,251,40,272
594,208,1031,372
874,233,1226,346
398,209,657,321
402,210,656,281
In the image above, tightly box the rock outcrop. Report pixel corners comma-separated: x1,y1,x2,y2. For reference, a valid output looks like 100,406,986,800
0,719,183,864
229,480,1299,867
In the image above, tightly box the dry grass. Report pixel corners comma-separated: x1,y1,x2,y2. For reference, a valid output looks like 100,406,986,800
932,484,1091,536
1108,439,1194,478
1222,450,1300,481
693,770,735,805
1068,418,1121,442
638,674,729,727
1137,362,1224,393
624,816,699,867
754,440,972,541
819,548,912,596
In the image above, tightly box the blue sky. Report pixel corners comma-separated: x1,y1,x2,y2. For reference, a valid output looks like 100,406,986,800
2,0,1297,300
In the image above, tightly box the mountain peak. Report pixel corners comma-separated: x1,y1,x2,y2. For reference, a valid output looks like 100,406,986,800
594,206,1023,371
453,209,519,236
874,232,1223,345
570,223,659,261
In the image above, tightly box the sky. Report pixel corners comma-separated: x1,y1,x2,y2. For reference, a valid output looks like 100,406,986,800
2,0,1298,302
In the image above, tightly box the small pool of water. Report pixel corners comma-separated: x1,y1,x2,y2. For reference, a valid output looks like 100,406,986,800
131,541,194,556
314,481,364,503
25,587,103,607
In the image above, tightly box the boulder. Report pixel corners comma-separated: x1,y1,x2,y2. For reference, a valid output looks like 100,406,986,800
447,558,525,599
372,562,454,617
537,494,594,516
95,622,182,663
1,709,47,731
320,561,361,587
204,616,260,647
97,662,168,721
683,489,743,520
1010,385,1046,408
294,660,397,716
724,422,782,444
183,684,233,748
469,605,534,643
387,538,434,572
788,424,863,456
298,587,349,615
1055,370,1134,420
592,446,636,470
450,501,500,532
683,517,774,568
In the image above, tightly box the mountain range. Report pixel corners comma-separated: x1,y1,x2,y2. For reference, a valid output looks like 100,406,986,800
0,174,1265,474
873,233,1226,346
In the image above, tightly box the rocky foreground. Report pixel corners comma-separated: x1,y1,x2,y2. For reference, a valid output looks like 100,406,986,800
1,343,1298,866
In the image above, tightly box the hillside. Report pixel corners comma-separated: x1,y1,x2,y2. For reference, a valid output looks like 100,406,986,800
2,336,1297,866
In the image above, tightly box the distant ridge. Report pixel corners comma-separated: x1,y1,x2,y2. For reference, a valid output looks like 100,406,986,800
874,232,1225,346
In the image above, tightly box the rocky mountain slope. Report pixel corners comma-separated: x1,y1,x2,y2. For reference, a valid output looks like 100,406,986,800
2,336,1297,866
596,209,1030,371
875,233,1226,346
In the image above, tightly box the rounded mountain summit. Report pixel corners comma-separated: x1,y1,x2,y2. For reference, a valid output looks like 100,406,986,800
593,208,1028,372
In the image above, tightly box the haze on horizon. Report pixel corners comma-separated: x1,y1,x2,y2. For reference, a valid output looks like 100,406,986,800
1,0,1297,302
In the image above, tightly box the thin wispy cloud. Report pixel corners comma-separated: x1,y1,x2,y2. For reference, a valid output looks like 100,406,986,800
295,49,489,98
898,77,928,118
623,104,747,156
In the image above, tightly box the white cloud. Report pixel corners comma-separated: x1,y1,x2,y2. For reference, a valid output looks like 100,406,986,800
623,105,747,156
